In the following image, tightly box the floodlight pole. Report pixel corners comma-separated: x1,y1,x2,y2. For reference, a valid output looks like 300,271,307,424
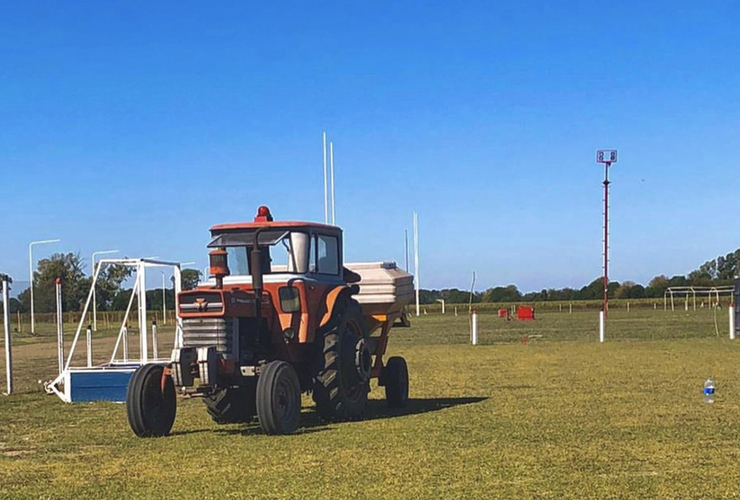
92,250,118,332
596,149,617,320
29,238,61,335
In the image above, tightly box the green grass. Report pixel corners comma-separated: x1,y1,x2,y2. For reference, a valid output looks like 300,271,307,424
1,310,739,499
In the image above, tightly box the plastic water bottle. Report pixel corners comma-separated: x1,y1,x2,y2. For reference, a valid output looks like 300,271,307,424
704,378,715,404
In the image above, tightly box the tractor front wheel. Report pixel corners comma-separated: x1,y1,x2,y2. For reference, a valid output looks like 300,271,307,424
126,364,177,437
256,361,301,435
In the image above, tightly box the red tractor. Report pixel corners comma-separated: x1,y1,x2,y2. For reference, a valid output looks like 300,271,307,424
126,206,412,436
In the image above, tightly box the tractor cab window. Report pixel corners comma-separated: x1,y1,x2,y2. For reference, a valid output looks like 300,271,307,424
210,230,311,276
317,235,339,275
270,232,310,273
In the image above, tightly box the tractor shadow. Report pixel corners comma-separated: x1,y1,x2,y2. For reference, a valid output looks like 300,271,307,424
300,396,488,428
177,397,487,437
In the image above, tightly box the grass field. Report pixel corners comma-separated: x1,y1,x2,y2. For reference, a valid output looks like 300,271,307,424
1,309,740,499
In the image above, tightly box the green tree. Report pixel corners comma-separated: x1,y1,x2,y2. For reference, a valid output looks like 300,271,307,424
181,268,202,291
31,253,90,312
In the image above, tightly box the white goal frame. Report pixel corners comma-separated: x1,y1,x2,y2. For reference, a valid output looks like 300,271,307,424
663,286,735,312
47,258,183,403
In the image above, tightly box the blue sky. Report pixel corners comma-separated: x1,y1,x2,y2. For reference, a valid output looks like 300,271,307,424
1,1,739,292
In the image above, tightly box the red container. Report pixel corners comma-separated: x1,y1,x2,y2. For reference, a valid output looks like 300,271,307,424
498,308,508,318
516,306,535,321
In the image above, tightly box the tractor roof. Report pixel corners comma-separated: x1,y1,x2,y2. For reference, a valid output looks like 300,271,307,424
210,206,341,235
210,220,339,233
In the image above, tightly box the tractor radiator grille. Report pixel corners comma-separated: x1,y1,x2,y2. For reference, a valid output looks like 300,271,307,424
181,317,233,354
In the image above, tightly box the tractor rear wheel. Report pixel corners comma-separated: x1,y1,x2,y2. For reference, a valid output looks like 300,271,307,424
384,356,409,408
313,299,371,421
203,385,256,424
126,364,177,437
256,361,301,435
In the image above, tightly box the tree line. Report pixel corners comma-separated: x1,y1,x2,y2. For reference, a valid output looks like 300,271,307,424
418,249,740,305
2,248,740,311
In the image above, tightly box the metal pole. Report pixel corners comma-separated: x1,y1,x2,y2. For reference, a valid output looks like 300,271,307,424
3,278,12,394
55,278,64,376
404,229,409,272
138,262,148,363
161,272,166,326
29,239,61,335
330,141,335,225
323,132,328,224
730,304,735,340
603,162,610,317
152,319,159,360
86,324,92,368
413,212,420,317
29,246,33,336
599,310,605,343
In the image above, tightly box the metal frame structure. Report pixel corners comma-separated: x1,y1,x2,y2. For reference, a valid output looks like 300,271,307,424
47,258,183,403
663,286,734,311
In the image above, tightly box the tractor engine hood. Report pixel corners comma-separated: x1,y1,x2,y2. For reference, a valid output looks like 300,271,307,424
178,288,271,318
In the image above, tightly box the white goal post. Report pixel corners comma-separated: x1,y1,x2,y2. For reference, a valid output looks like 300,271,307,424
663,286,734,312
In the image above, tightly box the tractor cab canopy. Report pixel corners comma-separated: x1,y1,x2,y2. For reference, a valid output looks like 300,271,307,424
208,218,344,278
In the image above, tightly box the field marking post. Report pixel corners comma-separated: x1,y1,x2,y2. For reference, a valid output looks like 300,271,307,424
471,309,478,345
152,319,159,360
86,324,92,368
3,277,13,395
599,310,605,343
730,303,735,340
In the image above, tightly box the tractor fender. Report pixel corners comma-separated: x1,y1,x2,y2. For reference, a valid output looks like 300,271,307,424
319,285,356,329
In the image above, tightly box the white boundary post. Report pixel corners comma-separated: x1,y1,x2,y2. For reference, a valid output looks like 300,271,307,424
55,278,64,376
138,261,148,364
86,324,92,367
471,309,478,345
152,319,159,360
3,277,12,395
599,311,605,343
730,303,735,340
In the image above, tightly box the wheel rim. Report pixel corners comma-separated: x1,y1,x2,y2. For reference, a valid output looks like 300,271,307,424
275,376,296,423
339,319,366,402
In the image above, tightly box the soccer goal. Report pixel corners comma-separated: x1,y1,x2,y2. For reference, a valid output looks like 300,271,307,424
663,286,734,312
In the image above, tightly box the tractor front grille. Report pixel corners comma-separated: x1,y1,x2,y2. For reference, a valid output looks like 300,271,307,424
181,317,233,354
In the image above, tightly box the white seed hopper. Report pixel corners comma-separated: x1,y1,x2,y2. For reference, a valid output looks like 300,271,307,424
345,262,414,316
